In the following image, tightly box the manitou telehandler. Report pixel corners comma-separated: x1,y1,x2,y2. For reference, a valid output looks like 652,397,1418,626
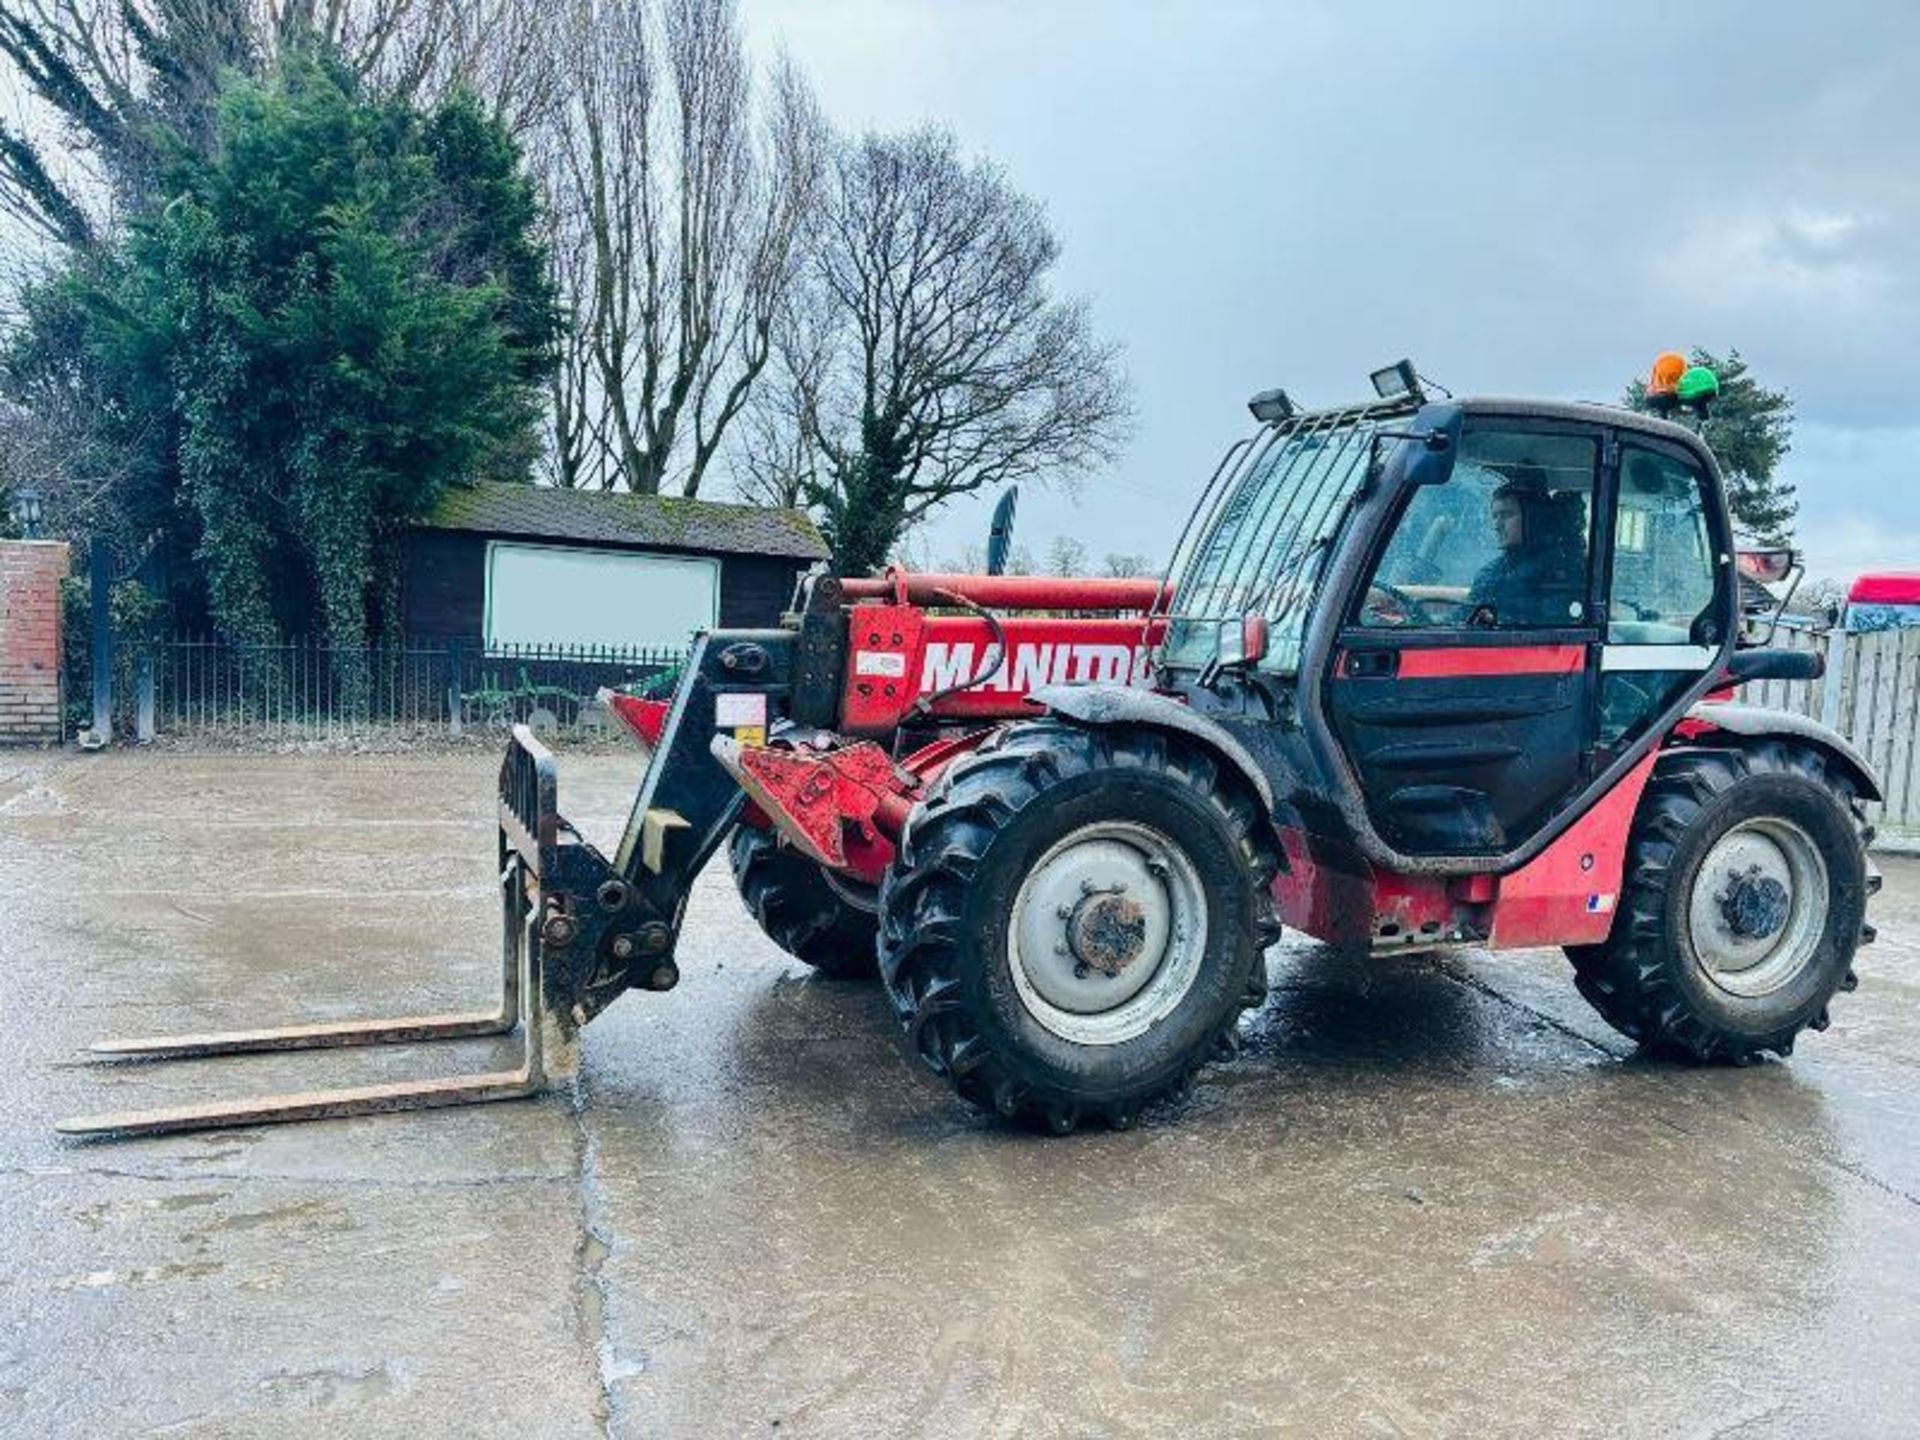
62,354,1880,1138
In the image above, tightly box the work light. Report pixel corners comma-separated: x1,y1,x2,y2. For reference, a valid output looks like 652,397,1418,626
1369,359,1420,401
1247,388,1297,423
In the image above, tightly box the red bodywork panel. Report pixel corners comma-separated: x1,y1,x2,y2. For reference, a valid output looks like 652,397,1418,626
1391,644,1586,680
1485,752,1657,947
727,741,904,871
721,728,993,886
601,688,671,749
841,607,1164,734
1272,752,1659,951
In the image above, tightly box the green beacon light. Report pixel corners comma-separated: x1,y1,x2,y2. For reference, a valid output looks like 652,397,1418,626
1676,364,1719,411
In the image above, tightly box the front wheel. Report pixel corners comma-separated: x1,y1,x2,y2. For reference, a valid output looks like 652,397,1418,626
729,825,880,979
879,720,1278,1133
1567,740,1871,1060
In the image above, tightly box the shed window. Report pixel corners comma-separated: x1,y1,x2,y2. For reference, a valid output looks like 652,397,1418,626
484,542,718,652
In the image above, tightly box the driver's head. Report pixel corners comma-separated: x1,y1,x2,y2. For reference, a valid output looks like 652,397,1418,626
1489,464,1550,552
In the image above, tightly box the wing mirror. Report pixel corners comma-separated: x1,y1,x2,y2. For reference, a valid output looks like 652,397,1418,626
1734,548,1804,646
1198,614,1269,688
1216,614,1269,669
1364,428,1452,493
1736,548,1796,586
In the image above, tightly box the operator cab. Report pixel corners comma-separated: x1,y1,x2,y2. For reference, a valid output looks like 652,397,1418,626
1159,360,1737,870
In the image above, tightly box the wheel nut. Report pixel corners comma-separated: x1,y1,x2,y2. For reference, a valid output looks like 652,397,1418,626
611,934,637,961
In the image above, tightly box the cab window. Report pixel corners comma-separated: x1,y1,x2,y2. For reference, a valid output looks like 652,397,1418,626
1600,444,1723,743
1608,446,1719,643
1360,429,1598,629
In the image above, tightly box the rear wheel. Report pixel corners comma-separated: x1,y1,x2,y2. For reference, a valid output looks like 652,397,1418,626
728,825,880,979
1567,740,1870,1060
879,720,1279,1133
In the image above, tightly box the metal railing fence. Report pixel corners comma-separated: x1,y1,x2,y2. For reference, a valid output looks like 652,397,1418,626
109,635,685,742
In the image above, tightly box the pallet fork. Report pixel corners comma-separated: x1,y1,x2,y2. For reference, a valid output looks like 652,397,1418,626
58,730,595,1136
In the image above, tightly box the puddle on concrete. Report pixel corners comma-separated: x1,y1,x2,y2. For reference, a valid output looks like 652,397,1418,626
258,1361,402,1409
56,1261,224,1290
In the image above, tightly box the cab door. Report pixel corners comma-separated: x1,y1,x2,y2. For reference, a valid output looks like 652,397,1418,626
1326,421,1604,857
1596,436,1728,757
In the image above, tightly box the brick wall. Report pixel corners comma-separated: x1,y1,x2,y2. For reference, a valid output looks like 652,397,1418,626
0,540,70,744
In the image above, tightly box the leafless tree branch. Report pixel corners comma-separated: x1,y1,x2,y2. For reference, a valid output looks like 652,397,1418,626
778,126,1130,574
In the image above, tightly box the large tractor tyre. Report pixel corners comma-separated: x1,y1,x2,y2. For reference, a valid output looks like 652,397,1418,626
879,719,1281,1134
728,825,880,980
1566,740,1871,1062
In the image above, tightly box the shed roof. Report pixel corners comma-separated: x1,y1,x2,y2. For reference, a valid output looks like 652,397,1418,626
417,481,829,561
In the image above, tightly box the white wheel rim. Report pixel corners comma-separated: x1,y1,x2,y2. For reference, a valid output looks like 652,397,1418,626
1005,820,1210,1045
1684,817,1829,999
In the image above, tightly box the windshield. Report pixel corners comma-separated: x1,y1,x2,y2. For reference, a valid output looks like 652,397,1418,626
1161,406,1398,673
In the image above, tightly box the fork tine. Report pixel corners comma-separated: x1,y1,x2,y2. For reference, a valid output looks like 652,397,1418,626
85,1008,515,1060
56,1065,541,1138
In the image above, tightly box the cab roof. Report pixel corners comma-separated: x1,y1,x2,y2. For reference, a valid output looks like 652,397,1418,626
1449,396,1711,451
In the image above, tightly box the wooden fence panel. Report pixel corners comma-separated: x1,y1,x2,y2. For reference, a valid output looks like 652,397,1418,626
1878,628,1920,829
1732,625,1920,840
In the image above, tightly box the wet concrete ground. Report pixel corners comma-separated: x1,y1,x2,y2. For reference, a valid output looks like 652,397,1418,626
3,747,1918,1438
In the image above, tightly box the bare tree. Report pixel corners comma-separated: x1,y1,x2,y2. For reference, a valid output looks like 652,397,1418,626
1044,535,1087,577
779,126,1130,576
729,293,827,507
0,0,558,254
1101,551,1155,578
540,0,824,496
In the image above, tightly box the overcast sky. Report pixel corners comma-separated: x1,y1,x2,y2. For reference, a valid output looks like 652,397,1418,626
740,0,1920,582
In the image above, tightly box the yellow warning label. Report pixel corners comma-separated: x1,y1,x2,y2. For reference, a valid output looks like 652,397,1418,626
733,725,766,748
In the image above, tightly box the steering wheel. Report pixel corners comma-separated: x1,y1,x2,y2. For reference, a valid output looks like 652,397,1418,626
1365,580,1437,628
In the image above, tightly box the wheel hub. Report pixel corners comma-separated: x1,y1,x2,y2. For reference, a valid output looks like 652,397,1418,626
1720,866,1791,941
1067,891,1149,977
1686,817,1829,999
1006,821,1210,1045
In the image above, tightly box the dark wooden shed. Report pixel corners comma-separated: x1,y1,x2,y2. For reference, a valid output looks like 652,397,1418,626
402,482,828,650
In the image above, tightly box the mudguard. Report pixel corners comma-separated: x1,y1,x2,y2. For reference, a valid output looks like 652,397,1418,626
1685,701,1882,801
1029,684,1277,813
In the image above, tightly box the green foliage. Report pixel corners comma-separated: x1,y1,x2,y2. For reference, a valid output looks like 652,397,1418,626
14,51,554,659
1625,347,1796,546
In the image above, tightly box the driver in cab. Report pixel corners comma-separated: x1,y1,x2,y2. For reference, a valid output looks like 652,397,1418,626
1468,465,1586,627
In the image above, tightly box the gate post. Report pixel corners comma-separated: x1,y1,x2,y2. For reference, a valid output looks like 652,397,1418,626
136,649,156,742
86,535,113,746
447,638,464,738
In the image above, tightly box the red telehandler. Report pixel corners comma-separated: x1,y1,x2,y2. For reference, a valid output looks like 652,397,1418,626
62,356,1879,1137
